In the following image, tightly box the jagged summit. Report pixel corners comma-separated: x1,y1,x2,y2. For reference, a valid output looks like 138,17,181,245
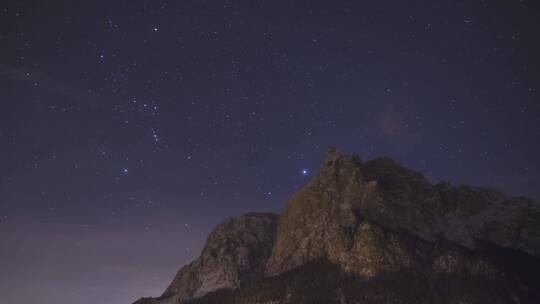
267,149,539,278
135,213,279,304
135,149,540,304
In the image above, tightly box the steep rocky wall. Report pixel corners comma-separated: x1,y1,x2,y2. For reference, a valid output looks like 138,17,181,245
135,213,279,304
266,148,540,278
135,148,540,304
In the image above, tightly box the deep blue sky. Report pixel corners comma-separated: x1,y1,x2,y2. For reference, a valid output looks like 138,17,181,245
1,1,539,303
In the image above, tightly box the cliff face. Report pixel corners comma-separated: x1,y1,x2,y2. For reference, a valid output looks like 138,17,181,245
266,148,540,279
135,148,540,304
134,213,279,304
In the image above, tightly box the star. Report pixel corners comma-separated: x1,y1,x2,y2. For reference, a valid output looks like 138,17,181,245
301,169,309,176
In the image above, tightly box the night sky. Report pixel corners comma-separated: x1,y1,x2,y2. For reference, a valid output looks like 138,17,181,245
1,1,539,303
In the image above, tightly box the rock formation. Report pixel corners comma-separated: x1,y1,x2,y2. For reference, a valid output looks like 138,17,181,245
266,148,540,277
134,148,540,304
134,213,279,304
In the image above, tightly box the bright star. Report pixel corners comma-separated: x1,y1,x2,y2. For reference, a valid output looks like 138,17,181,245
301,169,309,176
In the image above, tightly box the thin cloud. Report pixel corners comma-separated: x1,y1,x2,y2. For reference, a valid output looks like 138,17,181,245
379,105,418,147
0,63,118,119
0,64,91,102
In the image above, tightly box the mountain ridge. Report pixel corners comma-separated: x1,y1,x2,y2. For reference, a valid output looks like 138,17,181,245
134,148,540,304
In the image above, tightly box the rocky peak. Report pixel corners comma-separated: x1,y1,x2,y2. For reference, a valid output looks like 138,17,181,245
134,212,279,304
266,149,540,277
135,149,540,304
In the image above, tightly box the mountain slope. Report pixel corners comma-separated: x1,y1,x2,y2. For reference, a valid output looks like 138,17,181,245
134,213,279,304
134,148,540,304
266,148,539,277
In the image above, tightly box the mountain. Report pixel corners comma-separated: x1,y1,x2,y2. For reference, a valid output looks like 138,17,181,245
134,148,540,304
134,213,279,304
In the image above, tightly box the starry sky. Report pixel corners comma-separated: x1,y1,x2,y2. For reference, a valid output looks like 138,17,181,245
1,1,539,303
